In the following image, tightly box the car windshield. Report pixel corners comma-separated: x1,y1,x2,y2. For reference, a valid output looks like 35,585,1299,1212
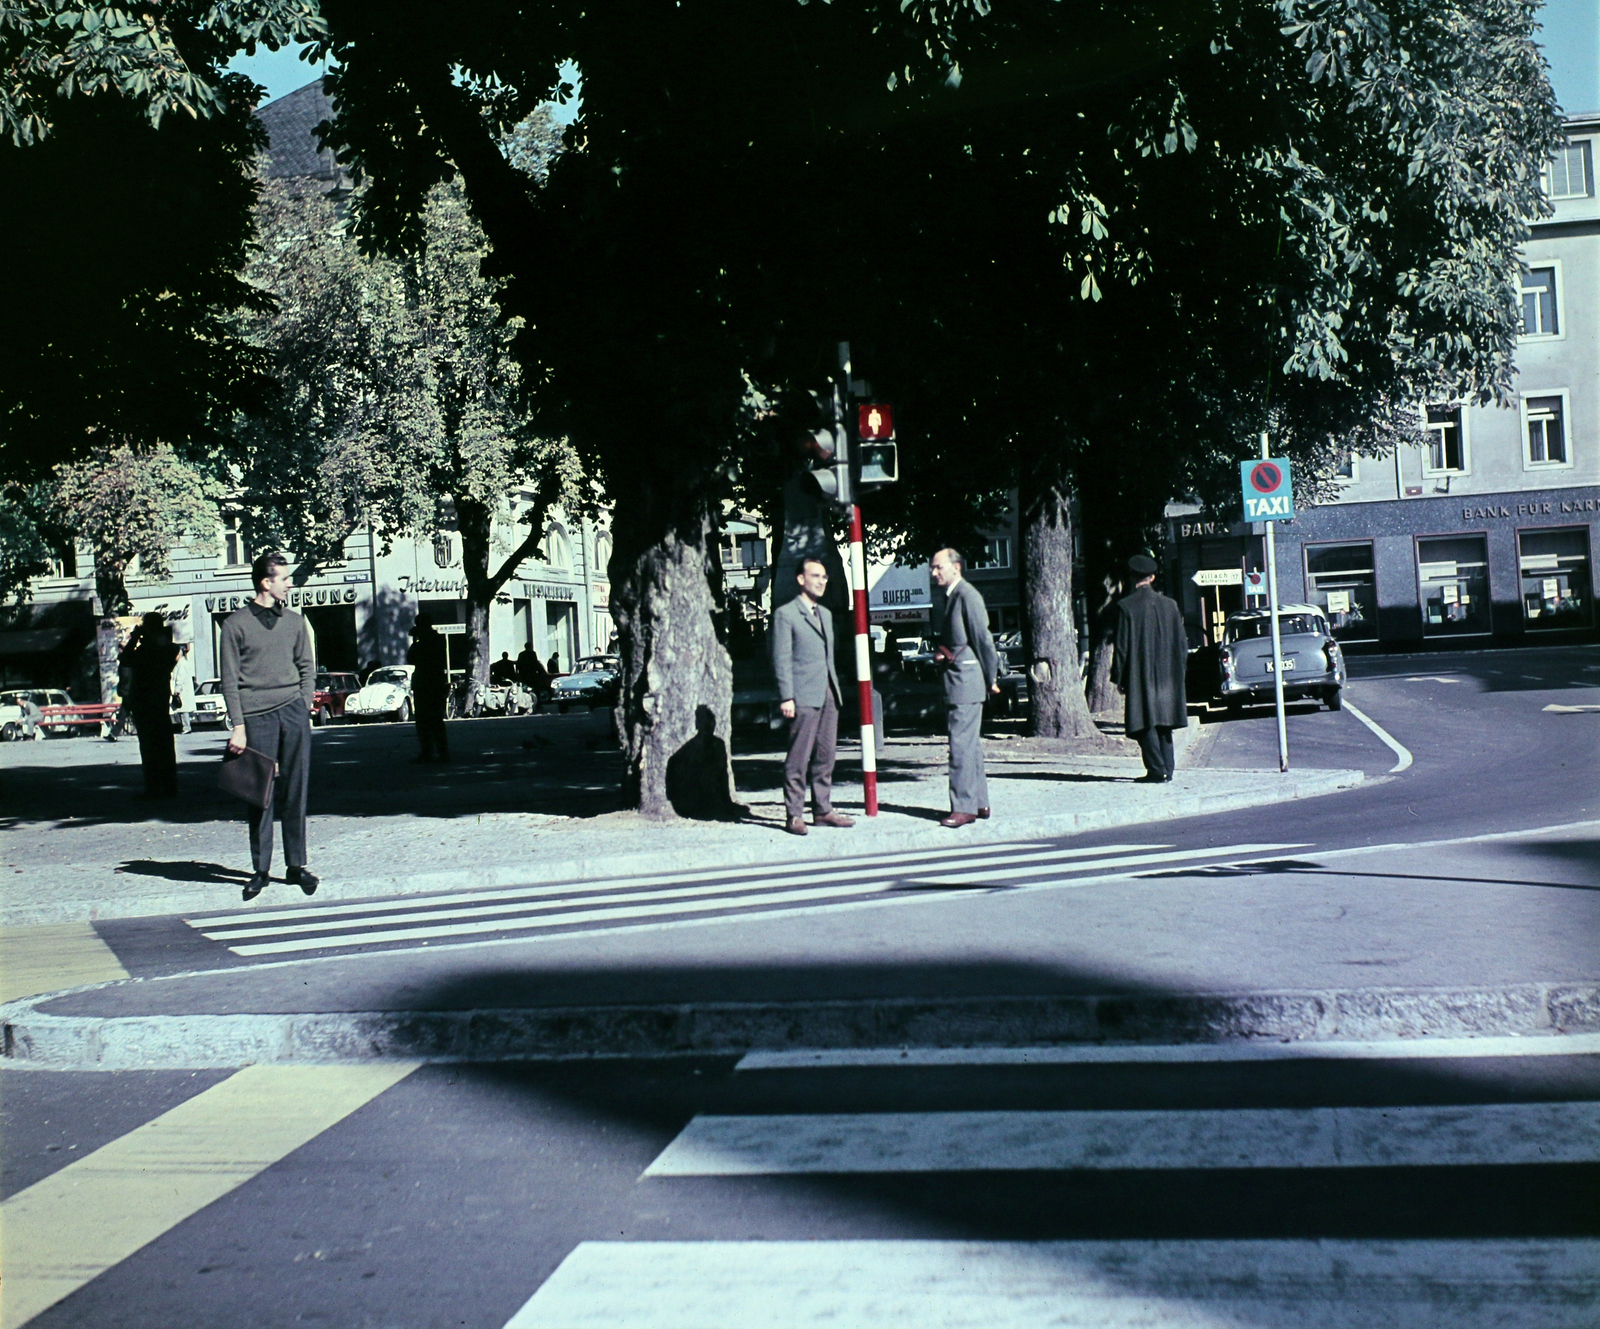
572,657,616,673
197,680,222,694
368,668,410,685
1227,614,1322,643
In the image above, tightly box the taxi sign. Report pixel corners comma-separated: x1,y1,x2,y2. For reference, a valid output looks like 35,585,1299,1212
858,404,894,439
1241,458,1294,520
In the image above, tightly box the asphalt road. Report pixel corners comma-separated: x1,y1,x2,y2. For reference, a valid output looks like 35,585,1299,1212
4,642,1598,1327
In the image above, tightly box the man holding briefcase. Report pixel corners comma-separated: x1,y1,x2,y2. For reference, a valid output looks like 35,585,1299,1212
222,551,319,900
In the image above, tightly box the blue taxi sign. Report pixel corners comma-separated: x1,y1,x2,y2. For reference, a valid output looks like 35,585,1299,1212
1241,458,1294,520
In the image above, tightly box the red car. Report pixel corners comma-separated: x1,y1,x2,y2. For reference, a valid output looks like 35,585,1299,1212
312,672,362,726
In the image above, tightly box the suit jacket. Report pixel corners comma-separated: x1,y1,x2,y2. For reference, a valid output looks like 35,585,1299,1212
1113,584,1189,731
771,595,842,708
938,578,1000,705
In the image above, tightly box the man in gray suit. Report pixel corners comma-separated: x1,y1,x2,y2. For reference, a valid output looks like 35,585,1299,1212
930,547,1000,827
771,559,855,836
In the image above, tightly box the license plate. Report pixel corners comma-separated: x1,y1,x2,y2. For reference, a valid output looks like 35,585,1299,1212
1265,659,1296,672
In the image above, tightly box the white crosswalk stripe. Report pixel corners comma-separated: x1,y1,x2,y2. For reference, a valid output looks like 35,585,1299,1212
185,839,1308,957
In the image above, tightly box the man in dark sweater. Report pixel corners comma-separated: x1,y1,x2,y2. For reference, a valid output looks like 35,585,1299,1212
222,552,318,900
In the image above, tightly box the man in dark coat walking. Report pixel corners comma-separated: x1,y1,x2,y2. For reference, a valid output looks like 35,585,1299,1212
1113,554,1189,783
407,622,451,763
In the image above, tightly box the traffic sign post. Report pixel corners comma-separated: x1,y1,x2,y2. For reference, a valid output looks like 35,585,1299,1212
838,343,879,816
1242,440,1293,772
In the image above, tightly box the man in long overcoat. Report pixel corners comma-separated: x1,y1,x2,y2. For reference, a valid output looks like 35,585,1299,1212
1113,554,1189,783
771,558,854,836
930,547,1000,826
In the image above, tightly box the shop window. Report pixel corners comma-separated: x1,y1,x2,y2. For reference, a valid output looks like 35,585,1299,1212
1522,393,1570,468
1305,541,1378,642
1519,266,1559,337
1519,527,1593,630
1423,405,1467,474
1546,139,1594,200
969,538,1012,571
1417,534,1492,636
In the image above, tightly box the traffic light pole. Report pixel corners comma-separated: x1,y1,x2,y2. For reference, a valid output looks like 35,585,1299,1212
1261,431,1289,773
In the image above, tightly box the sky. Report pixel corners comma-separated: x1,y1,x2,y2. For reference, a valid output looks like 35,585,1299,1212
228,0,1598,117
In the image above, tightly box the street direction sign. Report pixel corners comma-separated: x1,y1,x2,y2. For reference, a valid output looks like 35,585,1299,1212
1192,568,1243,587
1241,458,1295,520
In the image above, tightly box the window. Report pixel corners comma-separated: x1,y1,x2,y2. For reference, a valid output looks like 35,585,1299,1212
720,536,740,566
1522,393,1570,468
1546,140,1594,200
739,536,767,569
1417,534,1492,637
1305,541,1377,642
1423,405,1467,474
969,538,1012,571
594,530,613,577
1334,450,1358,481
49,543,78,578
1518,527,1593,630
1519,266,1559,337
543,525,573,571
221,513,246,567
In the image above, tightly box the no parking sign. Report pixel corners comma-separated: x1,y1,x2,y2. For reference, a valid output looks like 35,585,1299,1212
1241,459,1294,520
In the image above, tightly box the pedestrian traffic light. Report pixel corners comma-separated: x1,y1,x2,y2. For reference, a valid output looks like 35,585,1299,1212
851,403,897,492
805,426,852,509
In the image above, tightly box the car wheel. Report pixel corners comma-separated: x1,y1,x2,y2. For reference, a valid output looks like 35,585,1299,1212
1324,687,1342,711
0,722,19,742
397,699,412,723
557,702,570,714
314,706,330,727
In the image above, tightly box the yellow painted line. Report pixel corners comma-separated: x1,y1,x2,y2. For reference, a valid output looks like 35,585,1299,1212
0,923,130,1005
0,1062,418,1329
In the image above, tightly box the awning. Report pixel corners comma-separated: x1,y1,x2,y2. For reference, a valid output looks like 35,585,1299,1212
0,629,71,658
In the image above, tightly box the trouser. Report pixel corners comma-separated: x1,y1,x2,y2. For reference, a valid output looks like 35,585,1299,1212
415,698,449,760
783,690,838,819
946,700,989,814
132,704,177,796
243,697,310,873
1131,725,1175,780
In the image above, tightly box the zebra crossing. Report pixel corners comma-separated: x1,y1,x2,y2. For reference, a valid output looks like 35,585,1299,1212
503,1046,1600,1328
183,838,1311,958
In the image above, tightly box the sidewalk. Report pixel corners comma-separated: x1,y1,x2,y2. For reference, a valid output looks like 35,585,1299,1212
0,712,1360,927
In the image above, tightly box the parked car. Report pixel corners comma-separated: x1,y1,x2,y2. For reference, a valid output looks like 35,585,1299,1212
312,671,362,726
193,679,228,728
0,688,58,740
548,655,621,712
343,665,415,722
1193,604,1346,711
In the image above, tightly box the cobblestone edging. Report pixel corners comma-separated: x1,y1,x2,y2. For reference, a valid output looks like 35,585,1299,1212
6,980,1595,1070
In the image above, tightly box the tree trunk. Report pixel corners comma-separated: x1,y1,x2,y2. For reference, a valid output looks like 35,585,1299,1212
1019,461,1111,743
456,498,495,695
611,498,737,819
1085,572,1123,715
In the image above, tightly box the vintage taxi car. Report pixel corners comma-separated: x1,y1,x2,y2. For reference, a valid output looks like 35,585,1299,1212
1200,603,1346,712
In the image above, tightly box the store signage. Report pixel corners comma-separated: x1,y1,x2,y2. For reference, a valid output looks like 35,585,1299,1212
875,586,927,605
204,588,358,612
1464,498,1598,520
1241,459,1295,520
517,581,577,602
1191,568,1242,587
1325,590,1351,613
870,608,930,623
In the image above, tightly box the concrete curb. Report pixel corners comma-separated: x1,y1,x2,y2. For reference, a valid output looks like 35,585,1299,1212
4,766,1365,928
5,979,1595,1069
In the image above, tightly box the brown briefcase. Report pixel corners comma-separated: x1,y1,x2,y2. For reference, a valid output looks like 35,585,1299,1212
218,746,276,809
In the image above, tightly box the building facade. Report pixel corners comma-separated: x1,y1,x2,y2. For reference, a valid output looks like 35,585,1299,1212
1167,114,1600,652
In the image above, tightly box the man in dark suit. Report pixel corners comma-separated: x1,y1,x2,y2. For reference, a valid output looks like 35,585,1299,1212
771,558,855,836
1114,554,1189,783
930,547,1000,827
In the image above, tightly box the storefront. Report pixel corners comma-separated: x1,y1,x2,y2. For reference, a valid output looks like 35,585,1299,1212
1166,486,1599,651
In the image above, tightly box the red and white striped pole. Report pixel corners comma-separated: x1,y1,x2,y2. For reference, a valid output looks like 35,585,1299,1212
848,502,878,815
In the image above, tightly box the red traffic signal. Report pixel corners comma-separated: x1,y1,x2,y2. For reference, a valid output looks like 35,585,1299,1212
858,404,893,439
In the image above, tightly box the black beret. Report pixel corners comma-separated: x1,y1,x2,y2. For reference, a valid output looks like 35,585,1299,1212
1128,554,1158,575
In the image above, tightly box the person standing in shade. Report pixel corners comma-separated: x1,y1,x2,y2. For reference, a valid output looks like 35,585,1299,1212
930,548,1000,827
1113,554,1189,784
125,613,180,798
407,621,451,763
771,558,854,837
222,552,318,900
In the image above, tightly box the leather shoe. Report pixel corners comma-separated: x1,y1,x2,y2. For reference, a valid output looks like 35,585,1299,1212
785,816,808,836
977,807,991,819
813,811,855,828
287,866,320,896
940,812,978,828
1136,773,1171,784
242,872,270,901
